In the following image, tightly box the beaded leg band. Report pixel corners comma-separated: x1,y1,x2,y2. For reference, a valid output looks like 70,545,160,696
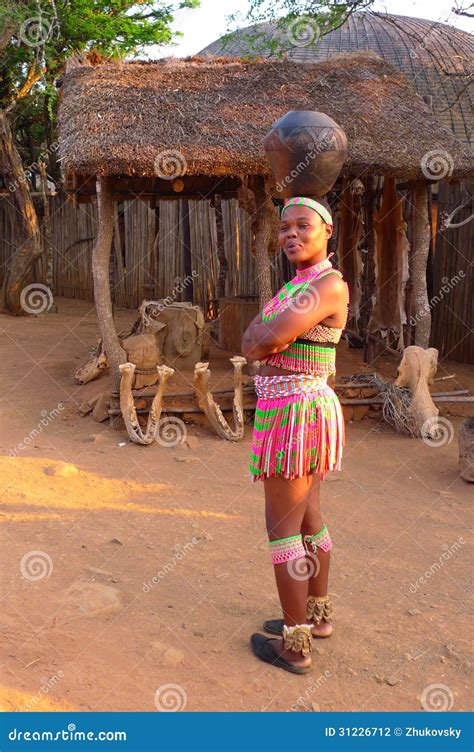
306,595,333,624
269,534,306,565
303,523,332,553
282,624,313,656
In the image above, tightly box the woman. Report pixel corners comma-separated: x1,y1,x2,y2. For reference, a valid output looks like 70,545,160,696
241,196,349,675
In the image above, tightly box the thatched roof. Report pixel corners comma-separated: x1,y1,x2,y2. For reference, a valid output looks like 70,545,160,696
201,12,474,150
58,52,473,184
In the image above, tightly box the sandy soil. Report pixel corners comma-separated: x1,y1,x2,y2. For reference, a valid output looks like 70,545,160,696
0,298,472,713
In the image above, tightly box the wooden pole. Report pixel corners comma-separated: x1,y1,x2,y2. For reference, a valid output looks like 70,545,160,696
214,194,228,300
252,176,274,308
411,181,432,348
92,176,126,395
362,176,377,363
181,197,194,301
403,182,415,347
38,161,55,308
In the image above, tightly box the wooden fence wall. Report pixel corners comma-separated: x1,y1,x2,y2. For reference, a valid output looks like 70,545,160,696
0,193,287,313
431,180,474,364
0,182,472,363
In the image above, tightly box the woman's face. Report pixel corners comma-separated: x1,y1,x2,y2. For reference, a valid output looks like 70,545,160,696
278,205,332,264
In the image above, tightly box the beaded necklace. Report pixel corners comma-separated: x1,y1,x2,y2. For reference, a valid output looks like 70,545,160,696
262,254,335,323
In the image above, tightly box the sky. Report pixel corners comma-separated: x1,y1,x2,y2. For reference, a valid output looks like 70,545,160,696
149,0,472,59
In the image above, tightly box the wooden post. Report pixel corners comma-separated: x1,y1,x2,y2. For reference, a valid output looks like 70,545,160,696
214,194,228,300
404,182,415,347
426,182,434,303
38,161,55,310
411,181,432,348
252,176,273,308
92,176,126,395
181,197,194,301
362,176,377,364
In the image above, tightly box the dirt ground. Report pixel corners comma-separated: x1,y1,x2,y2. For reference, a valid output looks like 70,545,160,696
1,298,472,713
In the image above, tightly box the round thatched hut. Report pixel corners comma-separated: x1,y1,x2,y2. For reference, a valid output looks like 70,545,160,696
200,11,473,150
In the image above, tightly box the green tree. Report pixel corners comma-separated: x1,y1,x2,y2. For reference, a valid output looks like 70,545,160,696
0,0,199,314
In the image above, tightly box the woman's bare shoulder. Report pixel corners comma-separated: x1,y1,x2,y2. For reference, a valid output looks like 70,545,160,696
311,272,347,297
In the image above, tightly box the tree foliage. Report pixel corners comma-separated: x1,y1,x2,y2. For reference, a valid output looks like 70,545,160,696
0,0,199,177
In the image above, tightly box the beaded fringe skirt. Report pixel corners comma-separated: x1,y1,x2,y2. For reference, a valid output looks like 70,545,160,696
248,373,345,482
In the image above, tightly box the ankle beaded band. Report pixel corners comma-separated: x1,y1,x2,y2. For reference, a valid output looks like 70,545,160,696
306,595,333,624
269,534,306,565
282,624,313,655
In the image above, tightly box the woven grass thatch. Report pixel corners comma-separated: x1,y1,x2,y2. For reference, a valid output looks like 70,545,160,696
58,51,473,182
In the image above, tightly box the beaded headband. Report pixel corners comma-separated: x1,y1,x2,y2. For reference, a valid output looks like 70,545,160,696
281,197,333,227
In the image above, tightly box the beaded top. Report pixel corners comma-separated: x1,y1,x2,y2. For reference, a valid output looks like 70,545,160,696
260,254,349,376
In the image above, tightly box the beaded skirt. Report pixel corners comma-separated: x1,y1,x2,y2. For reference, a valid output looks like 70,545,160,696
248,373,345,482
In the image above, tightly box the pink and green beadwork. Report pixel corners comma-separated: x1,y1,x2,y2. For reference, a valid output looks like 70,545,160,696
269,533,306,565
304,524,333,553
281,197,333,227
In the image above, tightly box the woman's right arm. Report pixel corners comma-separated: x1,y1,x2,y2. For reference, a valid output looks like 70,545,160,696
241,319,297,360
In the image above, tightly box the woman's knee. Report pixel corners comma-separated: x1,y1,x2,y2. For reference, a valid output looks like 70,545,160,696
265,504,297,539
265,501,308,539
264,476,313,539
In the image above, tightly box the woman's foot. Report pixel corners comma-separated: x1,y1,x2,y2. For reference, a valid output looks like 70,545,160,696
263,612,333,638
311,620,332,638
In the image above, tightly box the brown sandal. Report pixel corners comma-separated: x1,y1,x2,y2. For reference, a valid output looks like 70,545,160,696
250,624,312,675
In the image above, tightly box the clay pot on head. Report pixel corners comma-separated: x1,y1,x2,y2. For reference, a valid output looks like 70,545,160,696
264,110,348,198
